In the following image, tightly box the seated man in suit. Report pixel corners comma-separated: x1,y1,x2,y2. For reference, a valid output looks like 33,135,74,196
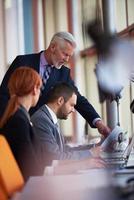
31,82,104,166
0,31,110,137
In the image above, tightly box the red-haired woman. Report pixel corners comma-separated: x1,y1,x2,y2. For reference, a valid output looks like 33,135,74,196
0,67,43,180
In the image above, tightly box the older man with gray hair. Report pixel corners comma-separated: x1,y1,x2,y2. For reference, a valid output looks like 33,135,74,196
0,31,110,137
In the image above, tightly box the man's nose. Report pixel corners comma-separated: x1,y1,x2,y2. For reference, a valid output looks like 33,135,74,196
64,55,69,62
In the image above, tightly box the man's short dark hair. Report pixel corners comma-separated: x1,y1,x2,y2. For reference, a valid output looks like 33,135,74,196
46,82,77,103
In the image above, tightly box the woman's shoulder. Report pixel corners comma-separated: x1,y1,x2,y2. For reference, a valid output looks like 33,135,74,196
1,109,34,144
12,108,27,119
8,108,30,127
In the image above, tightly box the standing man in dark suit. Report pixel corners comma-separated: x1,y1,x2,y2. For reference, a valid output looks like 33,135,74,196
31,82,104,165
0,31,110,137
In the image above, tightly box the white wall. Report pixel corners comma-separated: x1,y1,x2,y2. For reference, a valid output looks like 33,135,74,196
0,0,6,83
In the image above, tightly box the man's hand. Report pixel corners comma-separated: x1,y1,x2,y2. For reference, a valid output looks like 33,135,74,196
86,157,106,169
90,146,102,157
95,120,111,137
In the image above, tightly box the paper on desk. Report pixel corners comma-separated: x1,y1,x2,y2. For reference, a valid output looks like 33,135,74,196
101,125,124,152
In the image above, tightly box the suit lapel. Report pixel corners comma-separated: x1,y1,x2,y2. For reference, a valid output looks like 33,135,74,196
43,67,59,92
41,105,64,151
48,67,59,82
40,105,54,124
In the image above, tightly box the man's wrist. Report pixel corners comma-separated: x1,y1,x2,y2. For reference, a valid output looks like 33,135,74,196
93,118,101,127
95,119,103,128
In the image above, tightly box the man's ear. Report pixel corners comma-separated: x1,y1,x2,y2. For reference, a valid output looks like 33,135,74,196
57,96,64,106
50,42,56,53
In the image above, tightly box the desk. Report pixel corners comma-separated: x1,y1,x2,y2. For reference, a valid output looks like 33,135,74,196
19,170,116,200
19,153,134,200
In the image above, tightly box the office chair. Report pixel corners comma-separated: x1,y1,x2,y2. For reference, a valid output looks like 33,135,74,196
0,178,7,200
0,135,24,198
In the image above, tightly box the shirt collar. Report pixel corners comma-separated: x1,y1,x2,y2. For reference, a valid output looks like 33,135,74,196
40,51,62,69
45,104,58,124
40,51,55,68
40,51,48,66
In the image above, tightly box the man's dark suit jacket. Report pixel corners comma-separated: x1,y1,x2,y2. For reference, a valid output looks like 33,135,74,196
0,51,100,127
0,106,43,181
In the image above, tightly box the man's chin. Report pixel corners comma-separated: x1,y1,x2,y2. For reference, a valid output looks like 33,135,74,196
60,116,68,120
55,64,63,69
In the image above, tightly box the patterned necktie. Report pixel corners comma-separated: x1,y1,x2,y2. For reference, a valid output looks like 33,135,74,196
42,65,51,90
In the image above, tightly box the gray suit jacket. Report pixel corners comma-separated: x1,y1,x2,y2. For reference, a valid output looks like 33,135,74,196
31,105,91,163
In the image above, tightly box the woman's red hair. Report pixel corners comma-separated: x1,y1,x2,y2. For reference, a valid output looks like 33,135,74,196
0,66,42,127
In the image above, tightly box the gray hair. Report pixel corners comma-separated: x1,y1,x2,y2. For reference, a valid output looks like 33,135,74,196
51,31,76,48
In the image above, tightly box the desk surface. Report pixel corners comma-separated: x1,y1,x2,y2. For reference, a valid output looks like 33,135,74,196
19,153,134,200
19,170,115,200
